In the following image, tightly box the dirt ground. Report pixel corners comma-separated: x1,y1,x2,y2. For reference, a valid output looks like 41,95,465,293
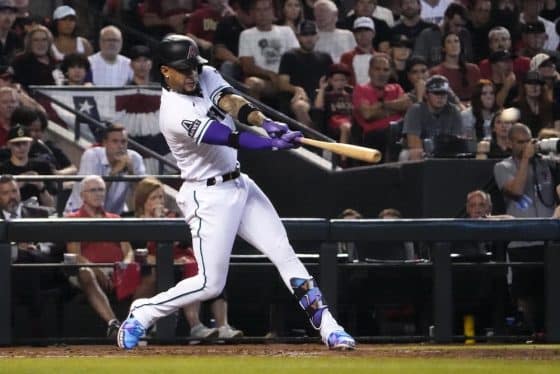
1,344,560,360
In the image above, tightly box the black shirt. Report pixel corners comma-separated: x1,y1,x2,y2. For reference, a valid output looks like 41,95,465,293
12,52,56,89
214,16,246,59
0,30,22,66
278,48,333,101
391,19,433,45
29,140,72,170
0,159,56,200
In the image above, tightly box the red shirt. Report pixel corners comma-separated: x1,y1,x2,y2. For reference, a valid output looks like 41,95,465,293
352,82,405,133
479,56,530,81
430,63,481,101
66,207,124,263
186,5,221,43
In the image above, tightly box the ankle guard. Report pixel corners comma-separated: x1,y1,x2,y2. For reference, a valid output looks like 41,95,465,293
290,278,327,330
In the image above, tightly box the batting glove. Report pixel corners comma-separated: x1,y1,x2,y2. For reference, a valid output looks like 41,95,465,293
271,130,303,150
262,119,289,138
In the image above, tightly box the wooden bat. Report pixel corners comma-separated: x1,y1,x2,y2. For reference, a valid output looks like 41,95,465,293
298,137,382,163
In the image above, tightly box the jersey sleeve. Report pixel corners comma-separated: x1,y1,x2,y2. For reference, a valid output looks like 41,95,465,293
201,65,235,106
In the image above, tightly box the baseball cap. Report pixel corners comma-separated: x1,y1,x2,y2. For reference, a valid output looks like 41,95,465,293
53,5,76,20
298,20,317,36
0,0,16,12
426,75,450,93
489,50,515,64
523,70,545,84
327,63,351,77
129,45,152,60
353,17,375,31
530,53,557,71
7,125,32,143
390,34,412,48
523,21,546,34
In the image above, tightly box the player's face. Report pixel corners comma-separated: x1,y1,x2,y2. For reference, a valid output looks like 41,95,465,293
0,180,20,213
161,65,199,94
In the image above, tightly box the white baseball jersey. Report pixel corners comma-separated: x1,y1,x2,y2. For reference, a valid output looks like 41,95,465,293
159,65,238,181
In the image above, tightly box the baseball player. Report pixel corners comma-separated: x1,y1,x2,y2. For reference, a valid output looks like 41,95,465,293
117,34,355,350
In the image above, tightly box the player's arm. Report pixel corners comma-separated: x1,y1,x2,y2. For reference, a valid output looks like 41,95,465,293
216,93,293,138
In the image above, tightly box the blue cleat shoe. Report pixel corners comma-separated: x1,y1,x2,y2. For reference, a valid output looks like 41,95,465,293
117,315,145,350
327,330,356,350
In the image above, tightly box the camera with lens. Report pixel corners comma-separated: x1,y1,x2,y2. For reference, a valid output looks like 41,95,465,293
535,138,560,154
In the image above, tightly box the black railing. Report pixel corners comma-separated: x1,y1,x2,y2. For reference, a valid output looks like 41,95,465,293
2,218,560,346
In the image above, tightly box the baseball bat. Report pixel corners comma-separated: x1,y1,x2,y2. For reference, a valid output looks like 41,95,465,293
298,137,382,163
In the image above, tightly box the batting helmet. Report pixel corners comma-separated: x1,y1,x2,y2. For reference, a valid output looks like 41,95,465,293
158,34,208,71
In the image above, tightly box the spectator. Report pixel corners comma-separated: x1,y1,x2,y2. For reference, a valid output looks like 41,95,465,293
276,0,304,35
0,65,43,112
314,63,353,147
488,50,519,108
59,52,91,86
490,0,522,47
337,0,391,52
493,123,556,336
238,0,299,101
277,20,332,128
0,86,17,145
340,17,376,86
212,0,254,81
313,0,356,63
519,0,559,51
0,124,55,207
402,74,464,160
186,0,232,59
479,27,530,82
12,24,57,89
133,177,243,339
88,25,133,86
10,105,77,176
420,0,454,25
466,0,493,63
512,71,560,135
389,34,413,90
485,108,513,159
541,0,560,22
518,21,559,60
336,208,362,262
391,0,433,46
461,79,497,141
429,31,481,102
403,55,429,100
127,45,155,86
0,0,21,66
373,208,415,260
530,53,560,105
140,0,197,38
50,5,93,63
66,175,145,338
64,123,146,214
353,54,408,157
413,3,473,67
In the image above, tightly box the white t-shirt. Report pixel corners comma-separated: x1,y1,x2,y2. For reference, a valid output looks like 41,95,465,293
238,25,300,73
159,65,238,181
373,5,394,27
88,52,134,86
315,29,357,63
420,0,453,25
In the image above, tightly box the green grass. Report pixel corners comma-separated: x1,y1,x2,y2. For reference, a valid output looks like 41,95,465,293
1,356,560,374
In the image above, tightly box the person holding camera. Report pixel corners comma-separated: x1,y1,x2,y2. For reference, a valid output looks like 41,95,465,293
493,122,558,338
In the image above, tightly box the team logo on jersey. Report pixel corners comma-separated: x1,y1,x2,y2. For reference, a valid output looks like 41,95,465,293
181,119,202,137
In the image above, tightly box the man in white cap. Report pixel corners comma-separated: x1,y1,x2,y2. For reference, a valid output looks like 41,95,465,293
340,17,376,85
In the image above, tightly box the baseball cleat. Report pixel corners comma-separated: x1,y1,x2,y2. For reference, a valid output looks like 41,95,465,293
327,330,356,350
117,315,145,350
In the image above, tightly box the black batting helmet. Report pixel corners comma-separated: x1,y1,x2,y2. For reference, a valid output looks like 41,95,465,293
158,34,208,71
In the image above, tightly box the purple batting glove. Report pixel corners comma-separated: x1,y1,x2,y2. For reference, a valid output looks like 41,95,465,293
262,119,289,138
280,130,303,148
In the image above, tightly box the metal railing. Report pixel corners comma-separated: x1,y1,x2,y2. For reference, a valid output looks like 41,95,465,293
2,218,560,345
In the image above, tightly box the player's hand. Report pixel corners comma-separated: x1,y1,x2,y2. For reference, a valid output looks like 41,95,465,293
271,130,303,150
262,119,289,138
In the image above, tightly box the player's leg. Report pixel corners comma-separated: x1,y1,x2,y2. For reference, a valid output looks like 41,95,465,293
118,182,244,349
236,175,355,349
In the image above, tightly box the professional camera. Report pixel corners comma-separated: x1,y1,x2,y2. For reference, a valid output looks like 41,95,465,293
535,138,560,154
